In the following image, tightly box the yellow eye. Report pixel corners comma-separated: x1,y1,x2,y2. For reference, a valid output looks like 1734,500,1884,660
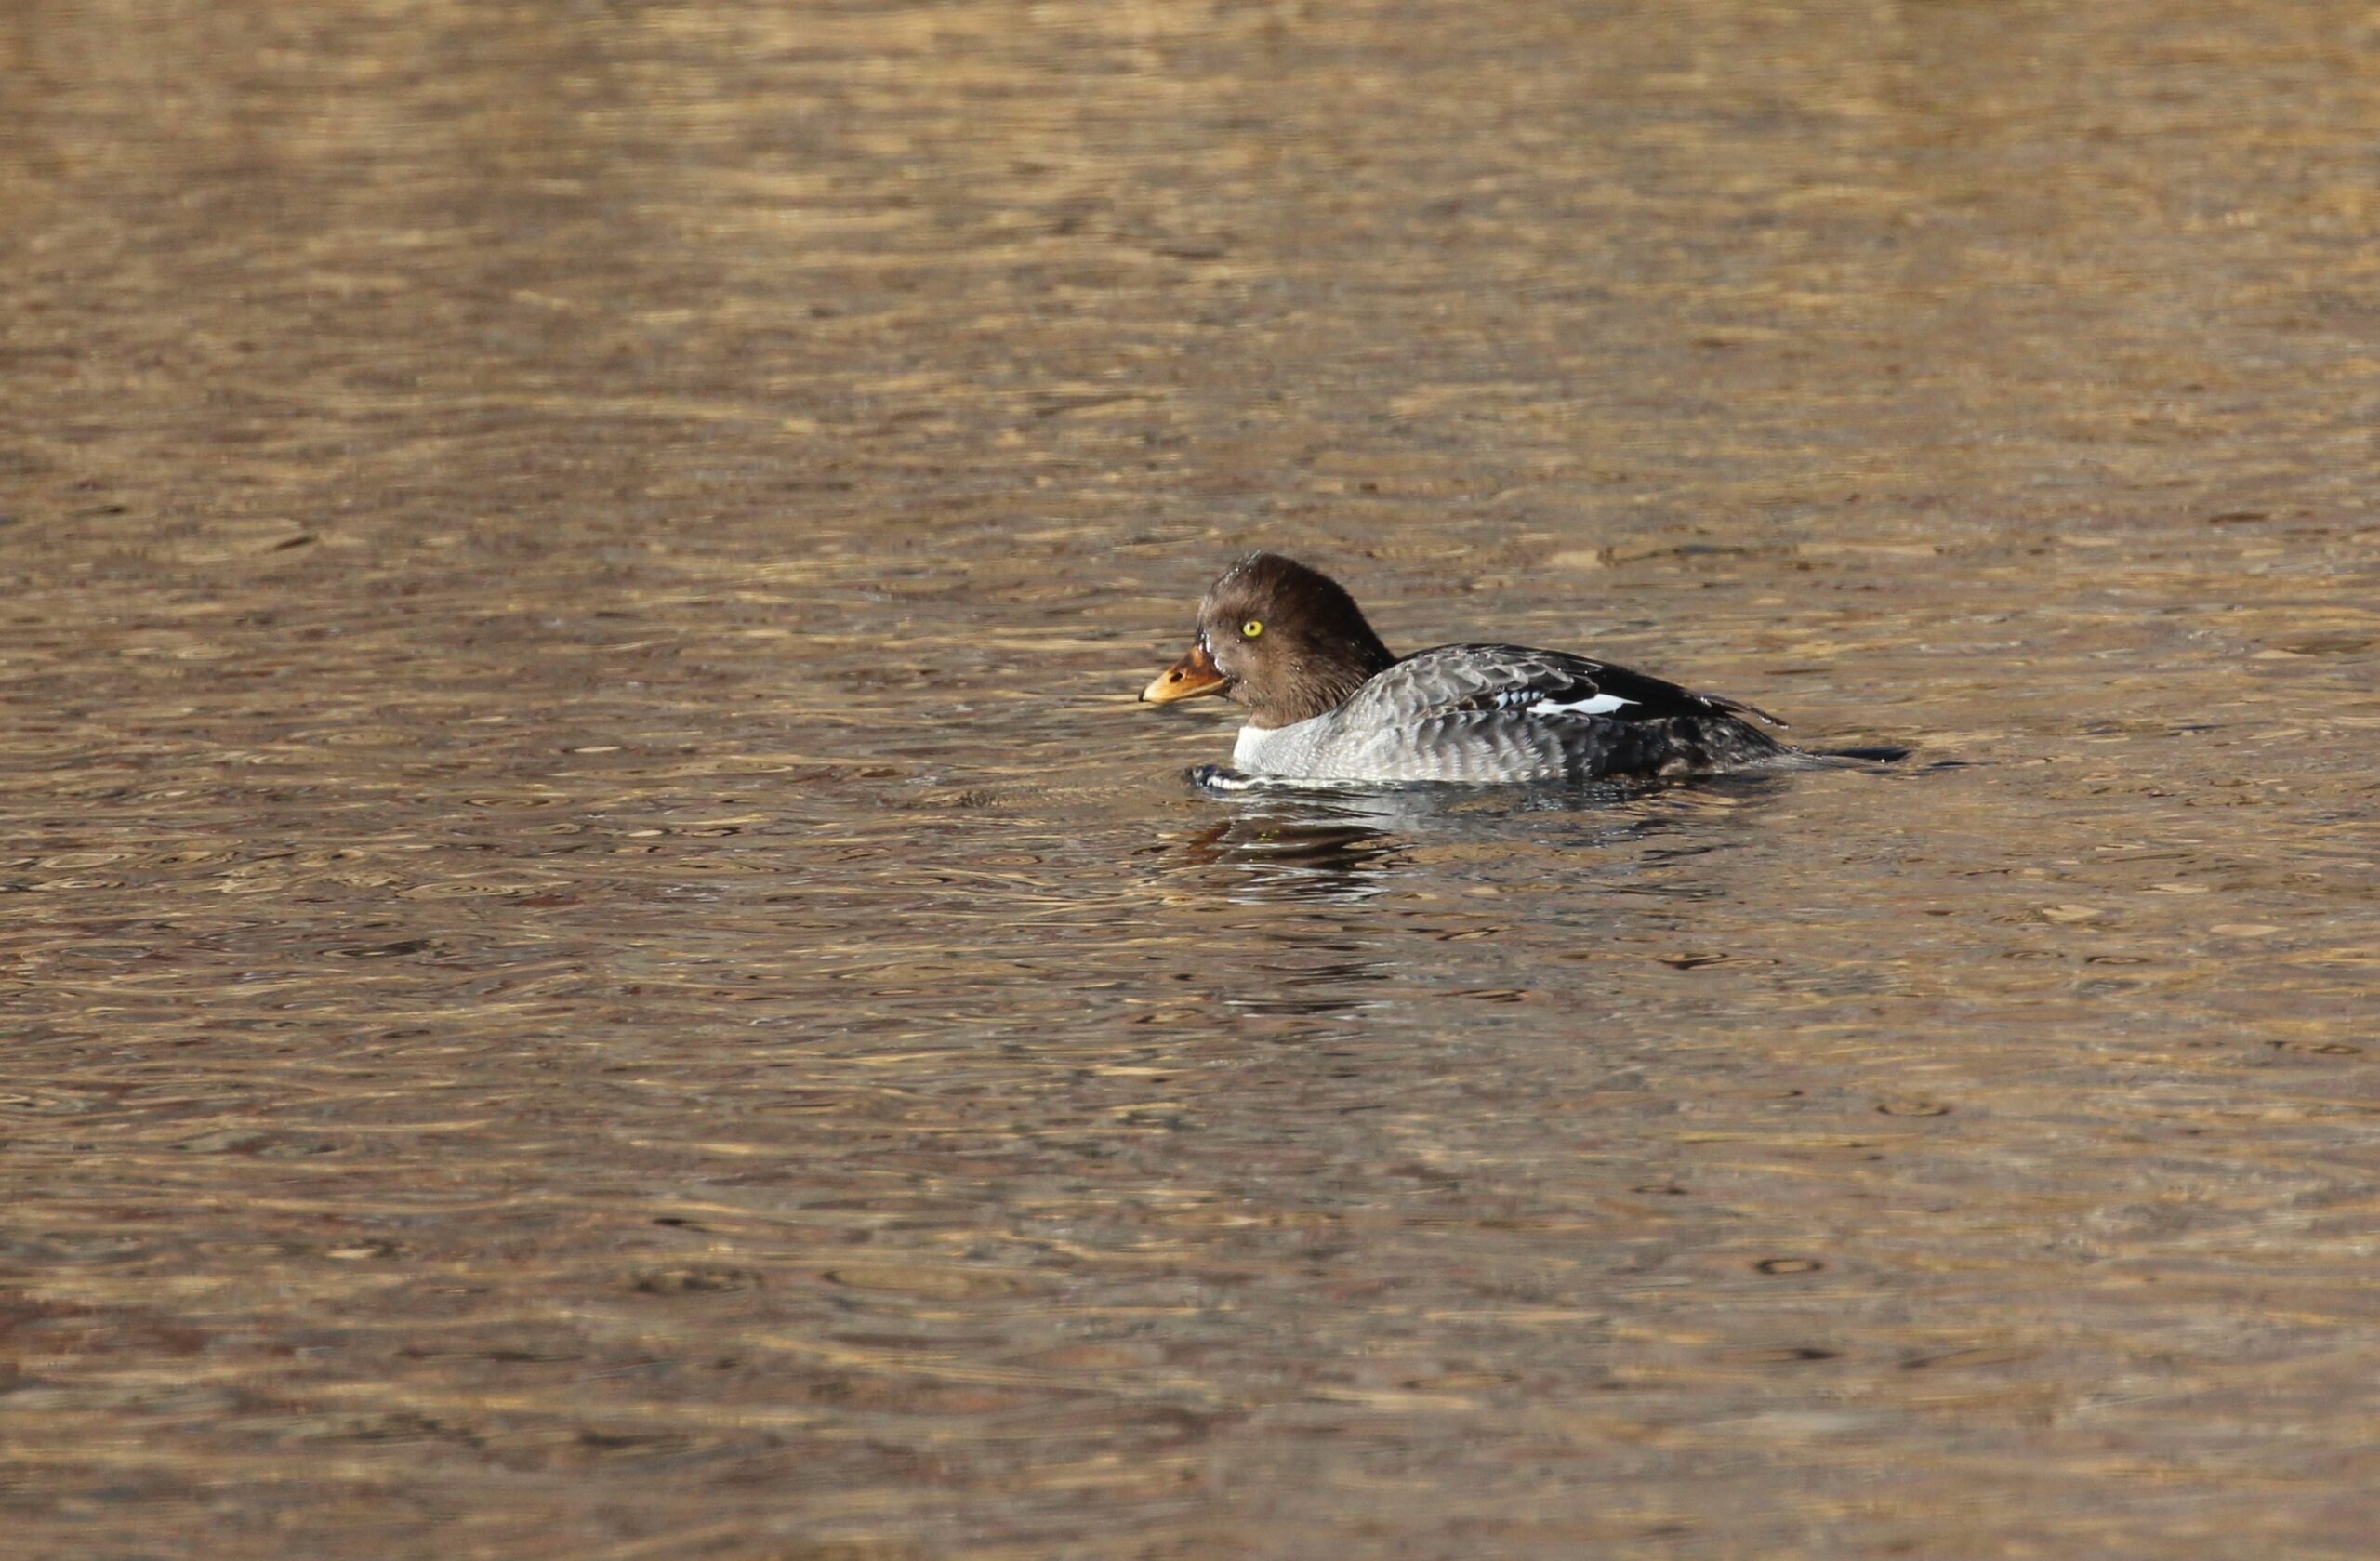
1241,619,1263,638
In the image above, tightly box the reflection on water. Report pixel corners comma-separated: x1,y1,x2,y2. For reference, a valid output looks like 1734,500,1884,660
1152,776,1810,906
7,1,2380,1557
1158,814,1408,904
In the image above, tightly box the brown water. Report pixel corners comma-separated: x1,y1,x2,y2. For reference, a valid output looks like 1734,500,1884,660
5,3,2378,1556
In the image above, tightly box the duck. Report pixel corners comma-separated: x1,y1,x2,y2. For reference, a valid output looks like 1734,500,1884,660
1139,552,1892,786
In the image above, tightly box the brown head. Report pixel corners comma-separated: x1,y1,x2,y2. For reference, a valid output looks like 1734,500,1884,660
1138,553,1396,728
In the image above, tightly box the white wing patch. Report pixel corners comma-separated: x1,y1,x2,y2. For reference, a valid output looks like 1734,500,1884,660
1469,685,1637,718
1527,693,1636,717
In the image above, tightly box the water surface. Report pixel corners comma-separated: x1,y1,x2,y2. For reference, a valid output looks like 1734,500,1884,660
4,3,2377,1556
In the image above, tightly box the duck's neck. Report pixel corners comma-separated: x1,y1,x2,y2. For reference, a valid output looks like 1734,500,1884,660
1247,631,1395,728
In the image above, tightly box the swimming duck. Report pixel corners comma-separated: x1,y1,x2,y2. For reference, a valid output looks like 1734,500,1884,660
1139,552,1871,785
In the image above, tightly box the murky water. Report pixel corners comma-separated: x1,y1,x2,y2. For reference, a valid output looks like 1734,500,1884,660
6,3,2378,1556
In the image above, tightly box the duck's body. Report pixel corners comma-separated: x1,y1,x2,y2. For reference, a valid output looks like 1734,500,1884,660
1140,553,1870,787
1224,642,1792,783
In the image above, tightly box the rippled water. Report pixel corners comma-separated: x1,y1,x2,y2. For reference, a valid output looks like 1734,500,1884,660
6,3,2378,1556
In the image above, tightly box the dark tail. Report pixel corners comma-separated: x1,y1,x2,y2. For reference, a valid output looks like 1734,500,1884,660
1818,745,1911,763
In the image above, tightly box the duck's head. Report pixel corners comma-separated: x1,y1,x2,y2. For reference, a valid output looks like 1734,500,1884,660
1139,552,1395,728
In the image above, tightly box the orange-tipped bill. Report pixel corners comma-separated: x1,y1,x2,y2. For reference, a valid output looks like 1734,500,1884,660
1141,641,1229,704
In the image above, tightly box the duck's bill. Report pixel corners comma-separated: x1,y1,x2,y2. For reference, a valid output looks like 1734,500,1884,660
1140,642,1229,704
